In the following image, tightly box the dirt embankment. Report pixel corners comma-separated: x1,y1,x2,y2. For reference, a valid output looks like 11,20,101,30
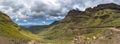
72,28,120,44
0,36,14,44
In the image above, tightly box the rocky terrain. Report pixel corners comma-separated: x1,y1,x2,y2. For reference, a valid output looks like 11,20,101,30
38,3,120,44
1,3,120,44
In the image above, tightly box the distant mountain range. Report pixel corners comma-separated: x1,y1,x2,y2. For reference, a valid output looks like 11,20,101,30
20,25,50,34
20,21,59,34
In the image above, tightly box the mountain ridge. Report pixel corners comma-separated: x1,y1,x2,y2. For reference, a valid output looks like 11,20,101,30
0,11,40,44
38,3,120,44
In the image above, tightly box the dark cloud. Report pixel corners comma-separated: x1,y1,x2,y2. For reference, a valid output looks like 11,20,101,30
0,0,120,21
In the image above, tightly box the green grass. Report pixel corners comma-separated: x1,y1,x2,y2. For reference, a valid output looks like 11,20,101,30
83,29,106,38
0,11,40,42
37,8,120,44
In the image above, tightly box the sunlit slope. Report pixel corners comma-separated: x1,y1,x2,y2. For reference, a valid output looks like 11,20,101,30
0,11,40,40
38,3,120,44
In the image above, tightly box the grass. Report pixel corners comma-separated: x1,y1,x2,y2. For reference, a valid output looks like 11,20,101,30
83,28,106,38
37,8,120,44
0,4,117,44
0,11,41,43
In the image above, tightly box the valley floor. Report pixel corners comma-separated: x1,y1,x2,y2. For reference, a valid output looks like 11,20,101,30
35,27,120,44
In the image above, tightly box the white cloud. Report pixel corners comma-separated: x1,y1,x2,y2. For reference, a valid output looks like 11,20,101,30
42,21,46,24
0,0,120,22
15,18,19,22
23,20,27,22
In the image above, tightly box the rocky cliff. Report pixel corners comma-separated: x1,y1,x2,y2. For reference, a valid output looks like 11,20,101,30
38,3,120,44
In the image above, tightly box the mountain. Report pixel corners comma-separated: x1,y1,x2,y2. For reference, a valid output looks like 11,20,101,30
0,11,40,44
20,21,59,34
20,25,50,34
38,3,120,44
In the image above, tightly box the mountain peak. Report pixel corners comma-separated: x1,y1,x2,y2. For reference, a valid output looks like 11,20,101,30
93,3,120,11
33,3,120,44
54,3,120,28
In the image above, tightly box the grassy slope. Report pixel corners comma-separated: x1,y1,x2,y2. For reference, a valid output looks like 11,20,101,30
38,4,120,44
0,11,40,43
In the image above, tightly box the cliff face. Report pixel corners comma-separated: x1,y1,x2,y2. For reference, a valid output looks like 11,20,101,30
54,3,120,28
39,3,120,44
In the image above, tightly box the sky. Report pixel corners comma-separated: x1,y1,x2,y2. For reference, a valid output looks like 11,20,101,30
0,0,120,25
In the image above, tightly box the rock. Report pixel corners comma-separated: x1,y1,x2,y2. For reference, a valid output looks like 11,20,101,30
93,36,97,39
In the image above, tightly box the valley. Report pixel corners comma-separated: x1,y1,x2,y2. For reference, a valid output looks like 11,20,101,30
0,3,120,44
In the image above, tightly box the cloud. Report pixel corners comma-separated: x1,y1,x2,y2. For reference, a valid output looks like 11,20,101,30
0,0,120,25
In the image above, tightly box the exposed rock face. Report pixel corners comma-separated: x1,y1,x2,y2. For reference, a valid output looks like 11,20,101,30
64,3,120,20
39,3,120,44
56,3,120,27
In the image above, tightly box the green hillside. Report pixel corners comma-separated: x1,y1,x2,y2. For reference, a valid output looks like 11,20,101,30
38,3,120,44
0,11,40,44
